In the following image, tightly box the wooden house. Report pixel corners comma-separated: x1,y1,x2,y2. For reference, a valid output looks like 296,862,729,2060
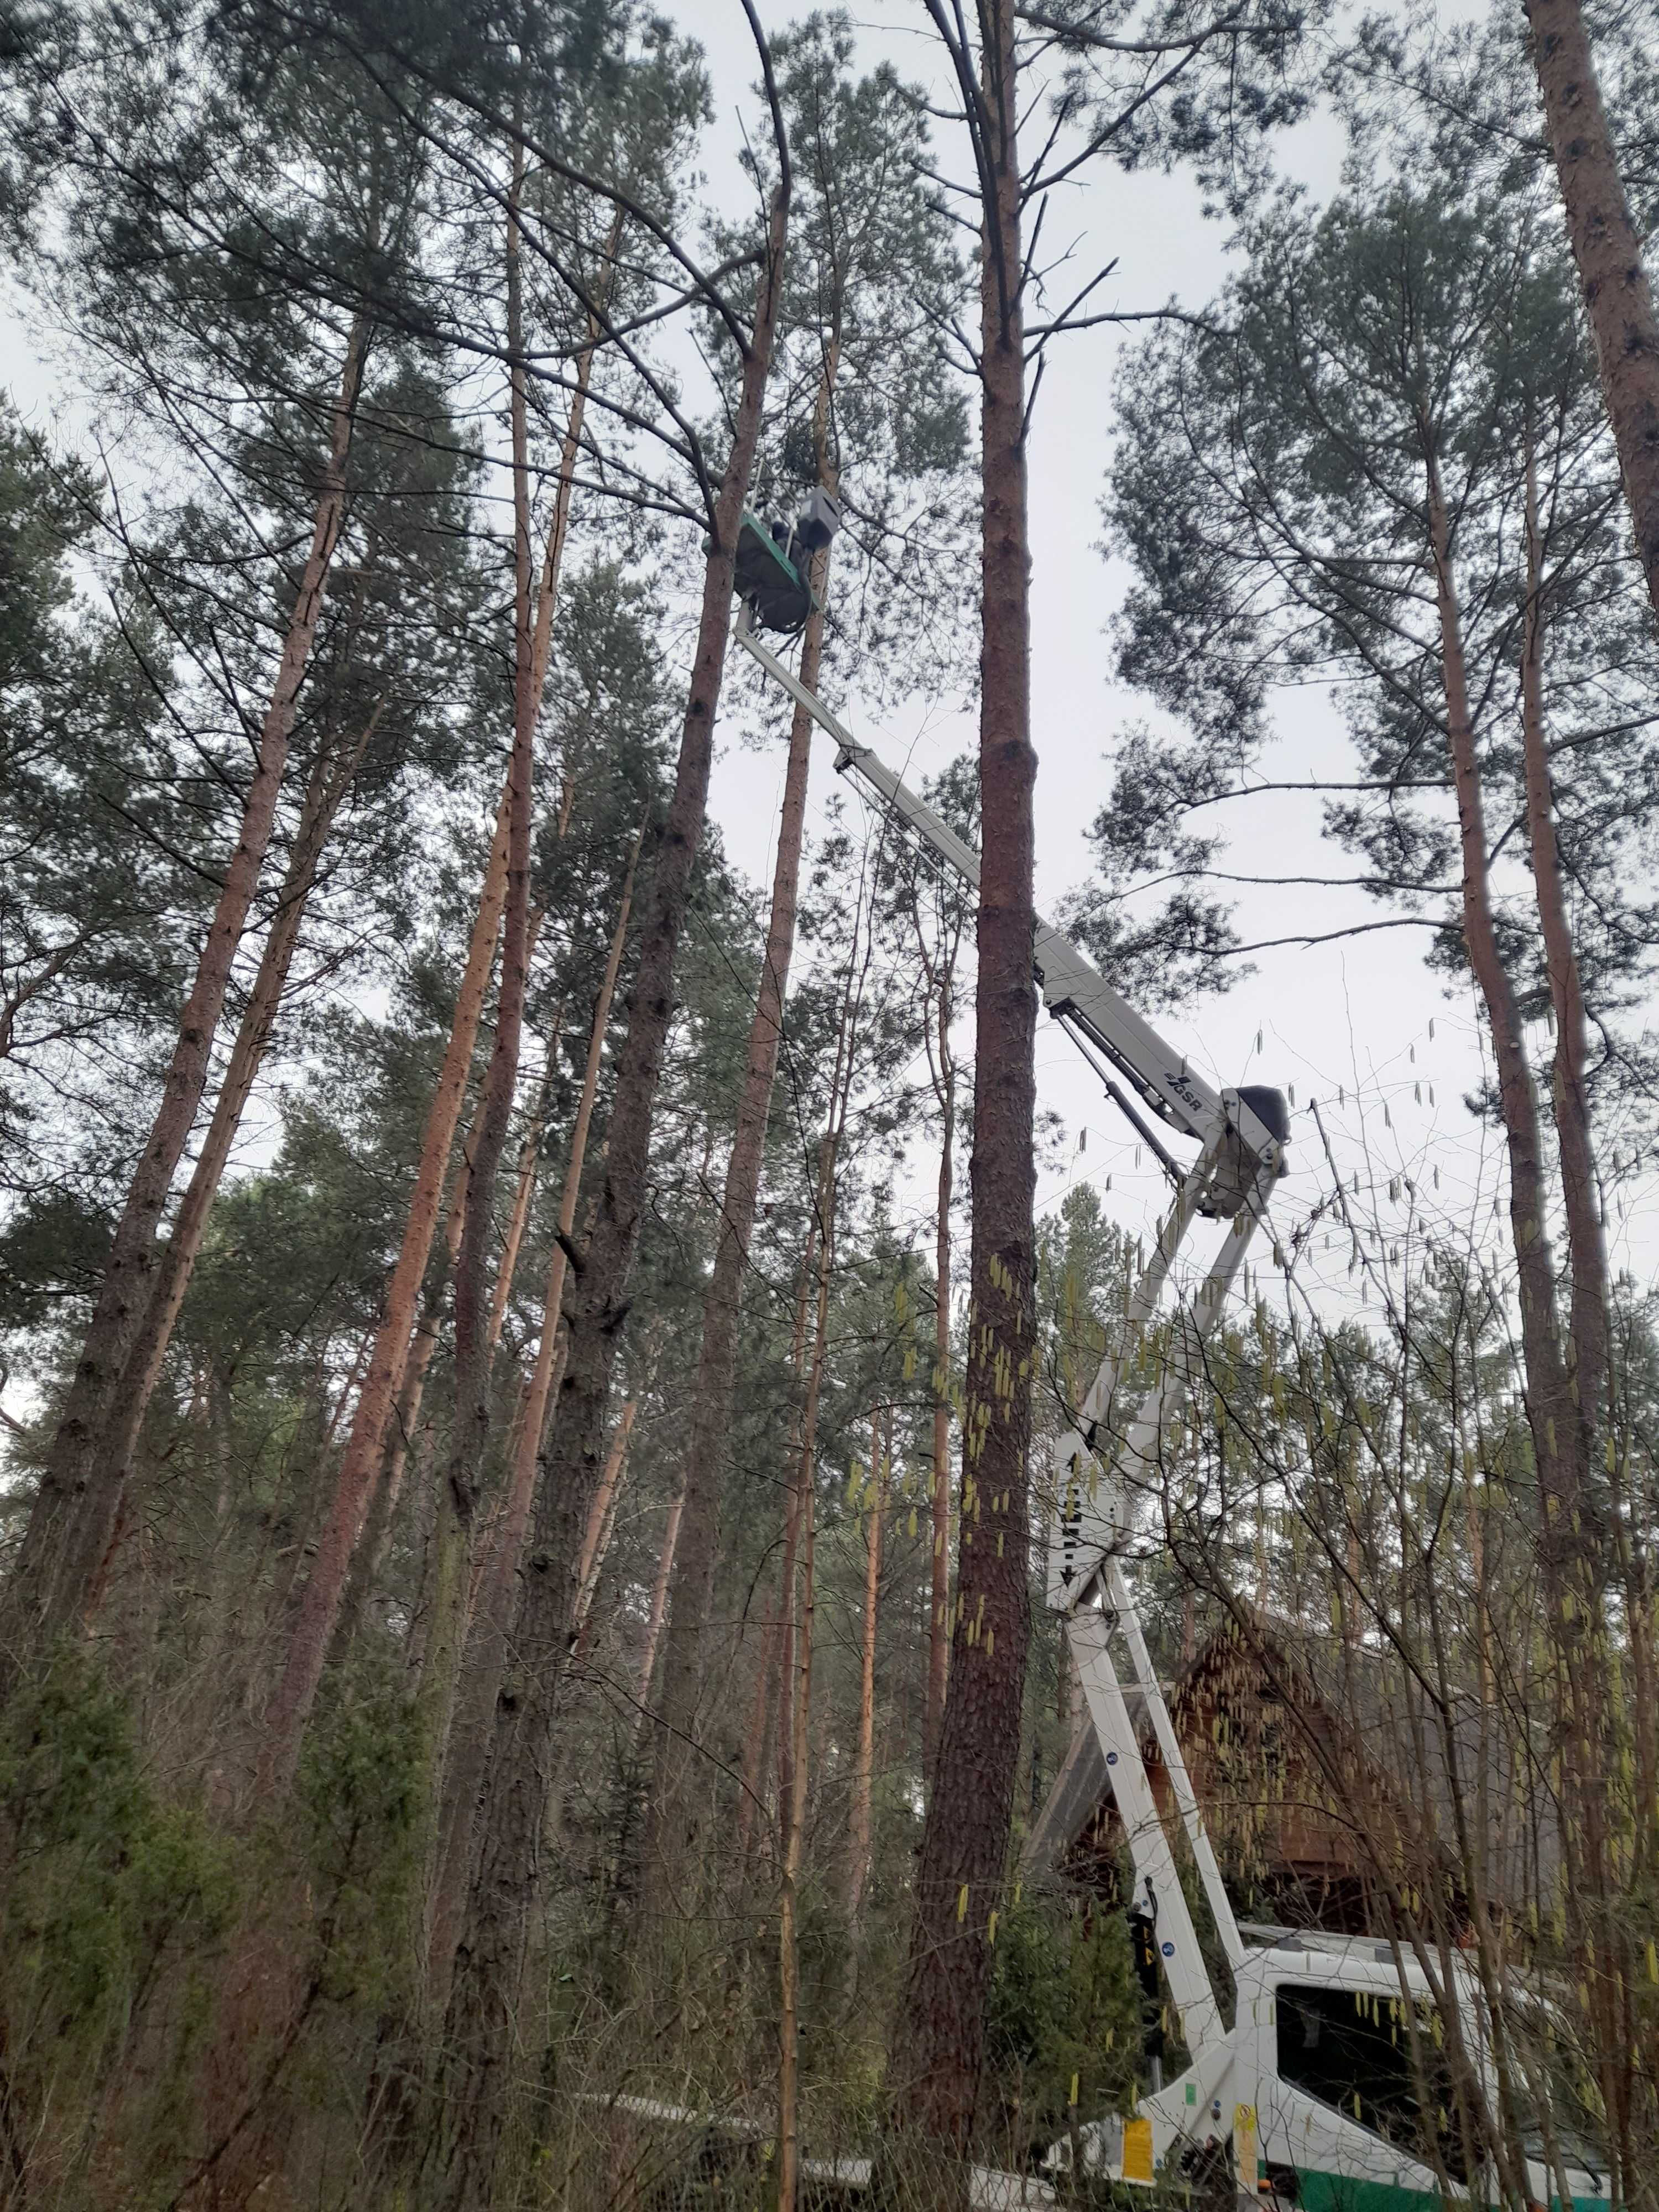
1025,1606,1552,1939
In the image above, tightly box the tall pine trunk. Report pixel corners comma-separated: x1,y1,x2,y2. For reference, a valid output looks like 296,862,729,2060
257,176,617,1786
333,1129,478,1670
416,134,541,1814
570,1399,637,1650
1524,0,1659,624
738,1222,818,1869
486,1047,554,1356
9,314,369,1653
422,832,639,2012
433,178,790,2204
1520,440,1608,1430
889,0,1036,2179
846,1407,886,1928
775,1427,815,2212
258,786,511,1787
775,1073,850,2212
635,1482,685,1714
1426,451,1585,1564
926,966,956,1778
646,495,831,1873
1427,448,1626,2172
87,721,378,1605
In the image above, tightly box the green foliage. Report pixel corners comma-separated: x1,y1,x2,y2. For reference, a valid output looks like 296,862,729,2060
294,1682,424,2015
1096,135,1659,1042
0,1187,111,1334
0,1650,234,2192
0,1649,231,2018
6,1,1656,2204
0,1654,431,2201
984,1895,1142,2163
0,399,201,1255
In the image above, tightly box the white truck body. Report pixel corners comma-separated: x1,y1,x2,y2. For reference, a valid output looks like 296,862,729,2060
1053,1934,1610,2212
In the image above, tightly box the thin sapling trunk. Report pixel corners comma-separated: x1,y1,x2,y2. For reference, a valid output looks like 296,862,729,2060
846,1407,886,1929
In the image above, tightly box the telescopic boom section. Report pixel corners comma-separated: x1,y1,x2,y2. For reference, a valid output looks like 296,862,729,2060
733,596,1288,2052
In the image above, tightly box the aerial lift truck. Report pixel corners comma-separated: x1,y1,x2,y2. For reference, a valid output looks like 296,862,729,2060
727,502,1611,2212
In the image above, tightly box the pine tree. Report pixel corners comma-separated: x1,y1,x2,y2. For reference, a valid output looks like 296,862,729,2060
429,45,792,2197
888,0,1326,2185
1102,159,1646,2182
257,0,705,1789
2,3,442,1652
0,406,199,1306
646,7,968,1905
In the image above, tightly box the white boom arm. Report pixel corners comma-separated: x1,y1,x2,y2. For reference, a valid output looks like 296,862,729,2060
733,609,1287,2052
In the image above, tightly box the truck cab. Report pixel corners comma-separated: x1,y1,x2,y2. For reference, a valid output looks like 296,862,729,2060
1051,1932,1610,2212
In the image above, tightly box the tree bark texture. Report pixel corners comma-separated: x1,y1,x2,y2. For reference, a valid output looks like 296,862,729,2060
926,967,956,1779
738,1223,818,1870
417,140,542,1822
646,531,828,1872
569,1397,637,1653
635,1479,685,1715
435,184,789,2195
1427,457,1624,2132
1426,456,1585,1569
890,0,1036,2174
846,1408,886,1928
422,834,639,2013
771,1103,849,2212
87,723,377,1613
332,1131,477,1673
258,778,511,1790
1521,444,1608,1434
775,1418,815,2212
8,315,369,1653
485,1045,553,1358
1524,0,1659,625
253,176,622,1785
